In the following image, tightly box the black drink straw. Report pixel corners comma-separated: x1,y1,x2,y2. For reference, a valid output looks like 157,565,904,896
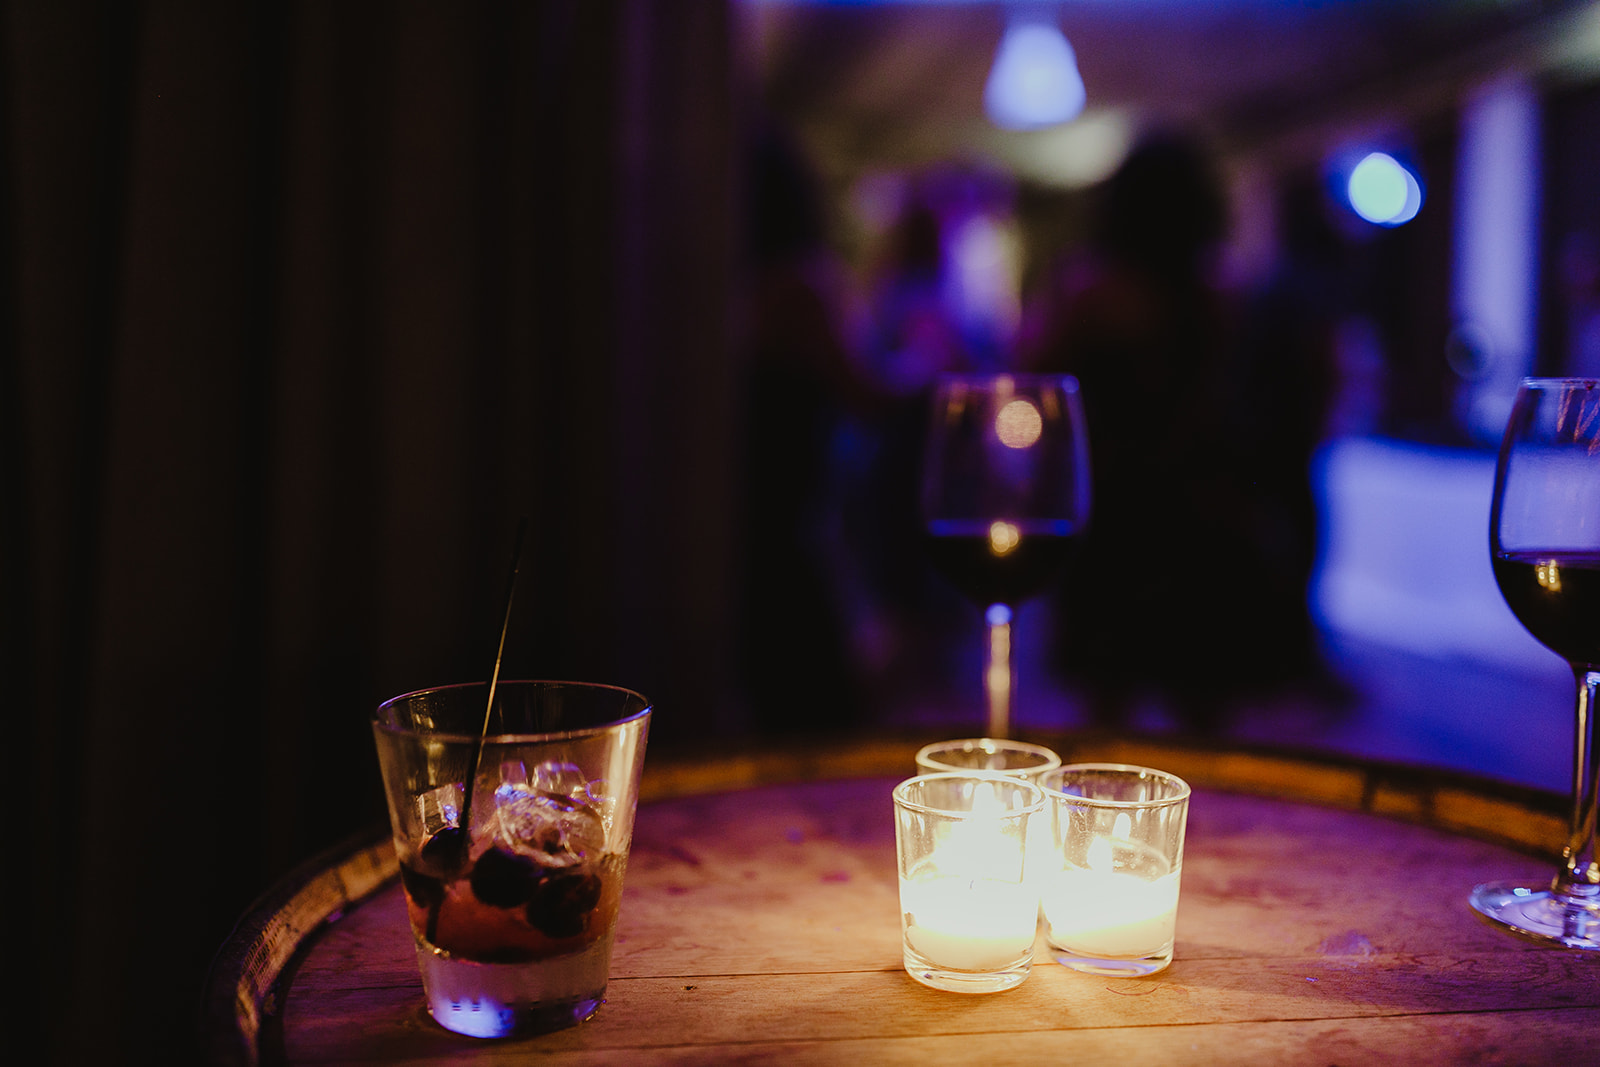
424,518,527,944
458,516,528,840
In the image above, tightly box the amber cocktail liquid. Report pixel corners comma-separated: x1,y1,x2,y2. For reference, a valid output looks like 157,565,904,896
372,681,650,1038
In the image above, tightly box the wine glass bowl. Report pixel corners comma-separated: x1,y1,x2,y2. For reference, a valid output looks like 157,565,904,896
921,374,1090,738
1472,377,1600,949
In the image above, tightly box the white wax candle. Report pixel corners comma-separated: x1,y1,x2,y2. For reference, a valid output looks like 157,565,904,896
1041,866,1180,958
900,870,1037,972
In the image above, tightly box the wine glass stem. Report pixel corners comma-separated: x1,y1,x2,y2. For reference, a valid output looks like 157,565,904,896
985,609,1012,739
1557,666,1600,903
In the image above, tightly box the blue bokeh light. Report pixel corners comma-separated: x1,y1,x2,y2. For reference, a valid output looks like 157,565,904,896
1347,151,1423,226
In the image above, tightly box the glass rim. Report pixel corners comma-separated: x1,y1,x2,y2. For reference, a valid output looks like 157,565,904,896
893,771,1046,816
371,678,652,743
1517,377,1600,388
931,370,1081,392
1040,762,1192,807
915,737,1062,772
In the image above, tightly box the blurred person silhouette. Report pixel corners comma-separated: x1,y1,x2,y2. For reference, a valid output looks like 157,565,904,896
1024,129,1257,733
865,195,969,392
838,185,979,708
734,123,876,736
1229,172,1348,700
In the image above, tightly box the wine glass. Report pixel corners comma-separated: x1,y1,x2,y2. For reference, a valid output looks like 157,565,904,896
920,373,1090,739
1471,377,1600,949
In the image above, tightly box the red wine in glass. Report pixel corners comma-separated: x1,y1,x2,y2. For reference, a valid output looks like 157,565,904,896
1491,551,1600,667
1471,378,1600,949
923,518,1080,609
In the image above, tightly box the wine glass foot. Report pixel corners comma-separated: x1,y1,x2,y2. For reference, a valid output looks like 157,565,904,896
1469,881,1600,949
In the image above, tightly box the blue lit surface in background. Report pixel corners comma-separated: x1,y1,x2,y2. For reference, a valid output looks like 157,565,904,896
889,438,1572,792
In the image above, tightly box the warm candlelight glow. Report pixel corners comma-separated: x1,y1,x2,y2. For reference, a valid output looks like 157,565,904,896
1039,764,1190,976
894,774,1045,991
905,782,1037,969
930,778,1024,876
901,869,1038,972
1041,841,1180,961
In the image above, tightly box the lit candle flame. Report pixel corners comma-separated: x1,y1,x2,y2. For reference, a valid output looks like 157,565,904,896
1087,813,1134,872
936,780,1024,878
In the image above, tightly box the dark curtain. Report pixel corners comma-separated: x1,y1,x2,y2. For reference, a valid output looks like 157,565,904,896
3,2,738,1062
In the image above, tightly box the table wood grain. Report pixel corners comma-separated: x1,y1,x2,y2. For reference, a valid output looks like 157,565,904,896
266,753,1599,1065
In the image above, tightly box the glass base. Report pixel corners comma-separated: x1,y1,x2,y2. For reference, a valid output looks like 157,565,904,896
426,992,602,1039
415,932,613,1037
1050,945,1172,977
903,950,1032,994
1469,881,1600,950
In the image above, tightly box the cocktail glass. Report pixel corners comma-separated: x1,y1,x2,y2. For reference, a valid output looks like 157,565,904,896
371,680,651,1037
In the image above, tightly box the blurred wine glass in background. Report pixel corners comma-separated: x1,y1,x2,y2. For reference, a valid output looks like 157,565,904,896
921,373,1090,738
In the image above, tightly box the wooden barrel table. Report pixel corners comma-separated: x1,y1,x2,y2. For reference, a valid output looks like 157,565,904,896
206,733,1599,1065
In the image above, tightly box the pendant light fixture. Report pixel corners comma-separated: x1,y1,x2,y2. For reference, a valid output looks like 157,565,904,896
984,12,1086,130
